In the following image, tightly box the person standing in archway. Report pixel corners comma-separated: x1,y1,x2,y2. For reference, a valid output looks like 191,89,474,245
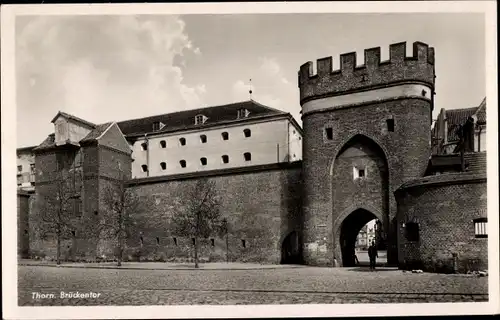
368,241,378,270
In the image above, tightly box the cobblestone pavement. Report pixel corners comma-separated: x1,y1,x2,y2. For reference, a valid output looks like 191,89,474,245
18,265,488,305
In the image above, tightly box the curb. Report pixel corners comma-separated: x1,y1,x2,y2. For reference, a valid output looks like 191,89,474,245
18,263,306,271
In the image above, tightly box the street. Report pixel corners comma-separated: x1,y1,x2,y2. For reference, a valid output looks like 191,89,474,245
18,264,488,305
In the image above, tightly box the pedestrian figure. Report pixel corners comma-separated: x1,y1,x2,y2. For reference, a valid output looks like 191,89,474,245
368,241,378,270
354,252,359,266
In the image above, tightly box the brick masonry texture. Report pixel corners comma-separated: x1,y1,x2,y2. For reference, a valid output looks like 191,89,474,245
395,173,487,273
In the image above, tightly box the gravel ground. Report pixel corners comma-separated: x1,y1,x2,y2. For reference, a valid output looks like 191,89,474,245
18,265,488,305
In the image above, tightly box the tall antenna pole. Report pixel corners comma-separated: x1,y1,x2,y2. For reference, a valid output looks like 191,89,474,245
249,78,253,100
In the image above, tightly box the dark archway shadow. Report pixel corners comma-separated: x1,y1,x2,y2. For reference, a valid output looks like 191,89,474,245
281,231,302,264
340,209,382,267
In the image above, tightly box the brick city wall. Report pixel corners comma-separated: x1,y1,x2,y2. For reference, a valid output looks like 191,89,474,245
300,98,432,266
396,173,488,273
116,163,303,264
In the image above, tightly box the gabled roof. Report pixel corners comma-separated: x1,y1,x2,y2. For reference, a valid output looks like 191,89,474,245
80,122,114,143
51,111,97,129
445,98,487,143
117,100,287,136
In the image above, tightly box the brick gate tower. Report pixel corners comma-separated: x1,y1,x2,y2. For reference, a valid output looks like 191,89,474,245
298,42,435,267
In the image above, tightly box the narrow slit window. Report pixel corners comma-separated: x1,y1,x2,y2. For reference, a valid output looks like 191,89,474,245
244,152,251,161
244,129,251,138
140,236,144,246
156,237,160,245
173,237,177,246
192,238,196,245
180,160,187,168
211,239,215,247
474,218,487,238
160,162,167,170
325,128,333,140
387,119,395,132
241,239,246,248
200,157,207,166
222,155,229,164
221,132,229,140
179,138,186,146
160,140,167,148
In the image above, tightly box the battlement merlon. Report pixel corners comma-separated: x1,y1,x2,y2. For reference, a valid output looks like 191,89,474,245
298,42,436,106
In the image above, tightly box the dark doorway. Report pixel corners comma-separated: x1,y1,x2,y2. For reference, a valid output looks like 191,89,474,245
340,209,383,267
281,231,301,264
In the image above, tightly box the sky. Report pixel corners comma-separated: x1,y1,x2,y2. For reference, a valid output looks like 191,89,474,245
15,13,486,148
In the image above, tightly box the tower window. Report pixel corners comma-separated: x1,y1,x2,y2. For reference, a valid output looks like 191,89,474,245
141,165,148,172
160,162,167,170
141,143,148,151
200,157,207,166
244,129,251,138
474,218,487,238
156,237,160,245
387,119,395,132
173,237,177,246
358,169,365,178
211,239,215,247
241,239,246,248
244,152,252,161
325,128,333,140
71,230,76,237
222,155,229,164
180,160,187,168
404,222,420,242
140,236,144,246
192,238,196,245
200,135,207,143
221,132,229,140
179,138,186,146
353,166,367,180
160,140,166,148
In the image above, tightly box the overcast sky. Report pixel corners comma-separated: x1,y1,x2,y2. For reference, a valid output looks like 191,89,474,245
15,13,485,148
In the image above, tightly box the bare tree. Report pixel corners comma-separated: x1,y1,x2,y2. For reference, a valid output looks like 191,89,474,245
172,178,222,268
99,173,143,266
35,172,79,265
218,217,230,263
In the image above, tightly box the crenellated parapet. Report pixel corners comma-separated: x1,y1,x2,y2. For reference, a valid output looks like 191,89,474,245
298,42,435,105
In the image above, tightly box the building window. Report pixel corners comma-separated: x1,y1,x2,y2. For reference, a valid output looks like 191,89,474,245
141,143,148,151
244,152,252,162
195,114,207,125
200,157,207,166
141,164,148,172
192,238,196,245
237,109,250,119
244,129,251,138
325,127,333,140
173,237,177,246
353,166,367,180
156,237,160,245
221,132,229,140
71,230,76,237
180,160,187,168
17,165,22,172
200,134,207,143
160,140,166,148
241,239,246,248
94,210,98,216
160,162,167,170
211,239,215,247
387,119,395,132
404,222,420,242
179,138,186,146
474,218,487,238
222,155,229,164
140,236,144,246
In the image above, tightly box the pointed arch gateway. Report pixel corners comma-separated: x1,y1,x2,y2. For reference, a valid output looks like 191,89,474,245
330,134,390,267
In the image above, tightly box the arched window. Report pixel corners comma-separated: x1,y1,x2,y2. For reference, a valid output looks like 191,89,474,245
179,138,186,146
200,157,207,166
244,128,251,138
180,160,187,168
222,155,229,164
160,140,167,148
200,134,207,143
160,162,167,170
221,132,229,140
244,152,251,161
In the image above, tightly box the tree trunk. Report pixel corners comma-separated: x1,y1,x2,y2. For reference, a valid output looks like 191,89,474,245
194,237,199,268
56,230,61,265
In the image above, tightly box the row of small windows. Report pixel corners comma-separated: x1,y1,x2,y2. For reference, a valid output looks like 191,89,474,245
324,119,395,140
140,153,252,172
140,130,251,151
139,236,247,248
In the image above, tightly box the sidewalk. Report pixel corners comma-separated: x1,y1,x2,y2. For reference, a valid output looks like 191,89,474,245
18,259,305,271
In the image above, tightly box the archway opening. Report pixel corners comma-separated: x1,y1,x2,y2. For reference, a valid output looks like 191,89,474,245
340,209,385,267
281,231,301,264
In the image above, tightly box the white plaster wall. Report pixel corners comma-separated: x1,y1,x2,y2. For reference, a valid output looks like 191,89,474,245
288,122,303,161
54,118,92,145
131,118,291,178
17,151,35,186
